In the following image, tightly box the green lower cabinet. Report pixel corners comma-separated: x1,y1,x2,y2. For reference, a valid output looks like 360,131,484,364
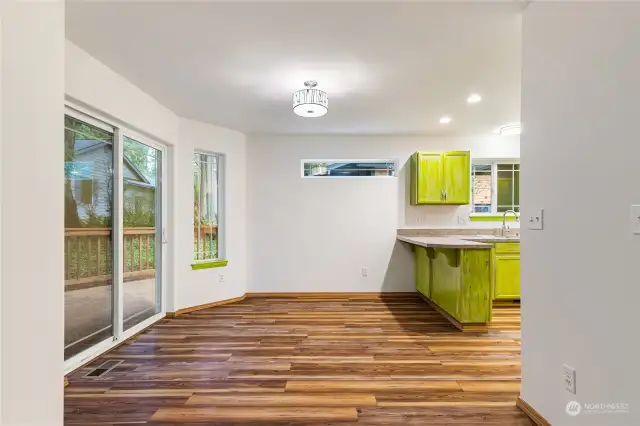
494,254,521,299
430,248,460,317
415,246,430,298
427,248,492,324
493,243,521,300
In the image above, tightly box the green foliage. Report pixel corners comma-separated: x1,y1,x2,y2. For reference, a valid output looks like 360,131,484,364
78,202,155,228
123,199,155,227
124,136,157,182
66,235,156,279
194,236,218,261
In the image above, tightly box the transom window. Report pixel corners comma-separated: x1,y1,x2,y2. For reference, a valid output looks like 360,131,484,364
302,160,396,177
472,161,520,214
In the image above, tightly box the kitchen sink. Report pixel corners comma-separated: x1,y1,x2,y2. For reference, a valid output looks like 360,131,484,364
462,235,520,241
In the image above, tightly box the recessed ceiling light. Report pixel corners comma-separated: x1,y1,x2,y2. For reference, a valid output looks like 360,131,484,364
467,93,482,104
499,124,521,136
439,116,452,124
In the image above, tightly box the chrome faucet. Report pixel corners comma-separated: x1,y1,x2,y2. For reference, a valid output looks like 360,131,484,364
502,210,519,236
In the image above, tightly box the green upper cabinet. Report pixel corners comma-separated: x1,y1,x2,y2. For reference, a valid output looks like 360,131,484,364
442,152,471,204
411,152,443,204
410,151,470,205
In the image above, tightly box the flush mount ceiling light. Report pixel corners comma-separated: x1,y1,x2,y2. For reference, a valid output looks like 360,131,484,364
500,124,521,136
467,93,482,104
439,116,452,124
293,80,328,118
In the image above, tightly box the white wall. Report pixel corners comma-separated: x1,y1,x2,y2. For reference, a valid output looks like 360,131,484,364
247,134,519,293
65,40,179,144
65,41,246,312
66,39,182,310
175,119,247,310
1,0,65,424
521,3,639,425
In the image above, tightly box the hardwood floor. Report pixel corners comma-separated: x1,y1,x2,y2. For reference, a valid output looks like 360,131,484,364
65,294,532,425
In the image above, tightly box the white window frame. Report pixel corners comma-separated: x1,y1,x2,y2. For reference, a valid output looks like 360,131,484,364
471,158,520,217
193,150,225,262
301,159,398,178
63,102,168,374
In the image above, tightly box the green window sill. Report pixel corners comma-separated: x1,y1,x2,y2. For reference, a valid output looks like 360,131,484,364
191,260,228,270
470,214,519,222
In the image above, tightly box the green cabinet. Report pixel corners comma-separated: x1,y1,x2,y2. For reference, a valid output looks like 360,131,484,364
415,246,431,298
410,151,470,205
493,243,521,300
414,246,492,324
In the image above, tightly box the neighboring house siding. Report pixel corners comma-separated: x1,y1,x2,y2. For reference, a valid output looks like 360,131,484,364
72,144,154,223
124,185,154,210
123,163,140,181
73,145,113,221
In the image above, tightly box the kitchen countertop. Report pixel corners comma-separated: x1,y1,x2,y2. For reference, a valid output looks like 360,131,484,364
397,234,519,249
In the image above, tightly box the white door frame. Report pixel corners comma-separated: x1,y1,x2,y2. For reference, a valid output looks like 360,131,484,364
63,104,168,374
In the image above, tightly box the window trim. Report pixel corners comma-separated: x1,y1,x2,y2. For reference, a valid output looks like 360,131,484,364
470,159,520,219
192,150,226,267
301,159,398,178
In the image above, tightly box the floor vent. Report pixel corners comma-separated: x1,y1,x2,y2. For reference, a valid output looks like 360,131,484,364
84,360,123,378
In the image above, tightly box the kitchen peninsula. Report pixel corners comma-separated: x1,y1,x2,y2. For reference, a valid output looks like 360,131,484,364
398,229,520,332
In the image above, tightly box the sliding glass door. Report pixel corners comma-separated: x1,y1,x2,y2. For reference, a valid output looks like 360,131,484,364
64,107,166,371
64,115,115,360
122,136,163,331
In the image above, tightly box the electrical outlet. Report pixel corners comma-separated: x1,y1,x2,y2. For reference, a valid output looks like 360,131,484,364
218,273,225,283
563,364,576,394
458,215,468,225
361,268,368,277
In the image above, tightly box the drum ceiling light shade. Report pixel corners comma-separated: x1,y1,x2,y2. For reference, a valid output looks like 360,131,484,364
293,80,328,118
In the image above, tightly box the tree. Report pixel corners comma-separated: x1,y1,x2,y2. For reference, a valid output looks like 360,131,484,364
64,117,82,228
65,116,114,228
124,137,156,182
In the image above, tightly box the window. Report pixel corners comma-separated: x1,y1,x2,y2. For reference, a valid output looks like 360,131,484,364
193,152,222,262
472,161,520,214
302,160,396,177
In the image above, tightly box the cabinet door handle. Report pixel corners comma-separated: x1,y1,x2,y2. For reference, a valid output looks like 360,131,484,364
441,189,445,200
444,190,447,201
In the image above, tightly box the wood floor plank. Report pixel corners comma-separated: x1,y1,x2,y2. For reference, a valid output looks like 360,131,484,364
65,295,529,425
186,392,377,406
458,380,522,392
150,406,359,422
285,380,462,392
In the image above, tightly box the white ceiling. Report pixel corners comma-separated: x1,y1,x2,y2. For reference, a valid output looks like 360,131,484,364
66,1,523,135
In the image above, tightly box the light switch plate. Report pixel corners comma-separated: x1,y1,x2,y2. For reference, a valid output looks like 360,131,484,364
563,364,576,394
630,205,640,234
526,209,544,230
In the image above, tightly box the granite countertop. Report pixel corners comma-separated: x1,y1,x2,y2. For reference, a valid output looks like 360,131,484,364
397,234,519,249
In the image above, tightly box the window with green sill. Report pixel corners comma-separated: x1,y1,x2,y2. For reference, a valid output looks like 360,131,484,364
192,151,226,269
471,161,519,220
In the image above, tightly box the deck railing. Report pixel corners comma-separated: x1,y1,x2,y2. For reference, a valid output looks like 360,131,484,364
65,227,156,287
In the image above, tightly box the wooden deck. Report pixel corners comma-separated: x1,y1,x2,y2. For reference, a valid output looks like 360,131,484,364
65,294,531,425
